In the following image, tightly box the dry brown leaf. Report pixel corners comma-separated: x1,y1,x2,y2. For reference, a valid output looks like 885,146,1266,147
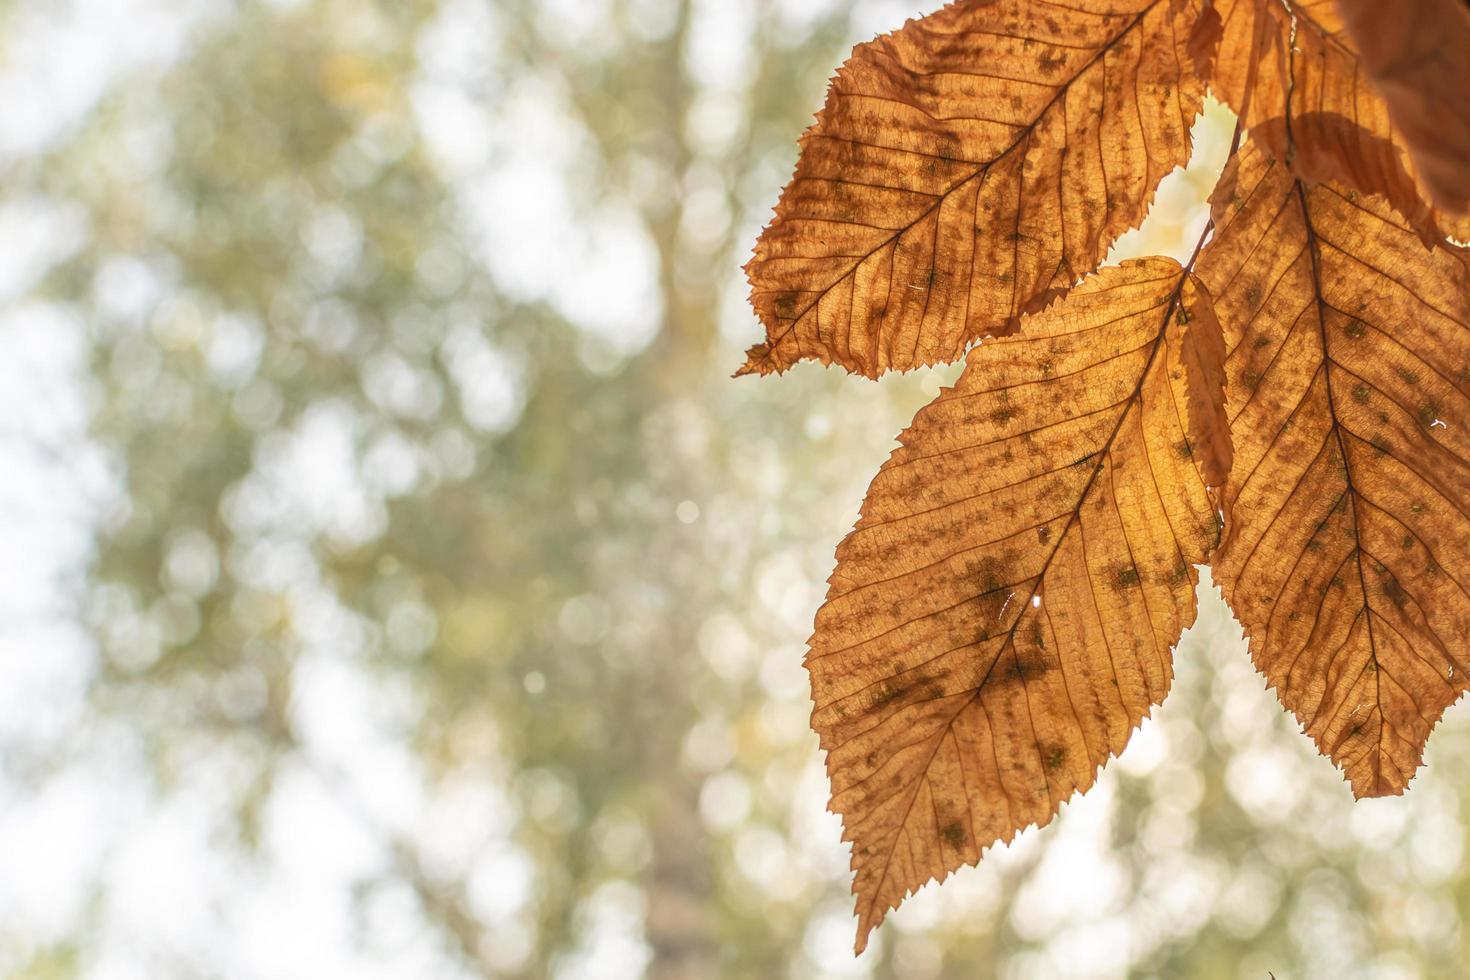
1196,141,1470,797
809,258,1225,950
1178,276,1233,488
1185,4,1223,82
740,0,1207,379
1208,0,1290,129
1209,0,1470,241
1334,0,1470,218
745,0,1470,954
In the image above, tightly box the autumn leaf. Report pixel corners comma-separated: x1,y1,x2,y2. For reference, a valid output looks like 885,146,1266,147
742,0,1470,955
1178,278,1232,489
808,259,1226,950
1195,142,1470,797
1208,0,1470,240
740,0,1208,379
1334,0,1470,218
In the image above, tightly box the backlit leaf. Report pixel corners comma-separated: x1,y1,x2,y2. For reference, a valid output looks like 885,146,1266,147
809,259,1225,949
1196,142,1470,797
746,0,1470,953
1334,0,1470,219
1209,0,1470,241
740,0,1207,378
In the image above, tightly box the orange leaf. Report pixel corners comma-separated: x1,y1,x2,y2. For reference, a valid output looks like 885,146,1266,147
1208,0,1470,242
1196,141,1470,797
1179,274,1233,489
750,0,1470,953
740,0,1207,379
809,259,1224,950
1334,0,1470,218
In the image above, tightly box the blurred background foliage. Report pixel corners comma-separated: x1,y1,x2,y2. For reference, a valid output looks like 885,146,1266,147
2,1,1470,978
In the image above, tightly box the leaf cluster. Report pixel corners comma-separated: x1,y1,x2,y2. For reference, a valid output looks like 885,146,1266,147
740,0,1470,952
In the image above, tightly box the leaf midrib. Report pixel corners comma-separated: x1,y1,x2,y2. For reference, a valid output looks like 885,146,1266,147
1294,178,1389,794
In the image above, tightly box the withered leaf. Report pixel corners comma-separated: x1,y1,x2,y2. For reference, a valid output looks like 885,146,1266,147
745,0,1470,955
741,0,1207,379
1334,0,1470,219
809,259,1225,950
1208,0,1470,241
1178,277,1233,489
1196,142,1470,797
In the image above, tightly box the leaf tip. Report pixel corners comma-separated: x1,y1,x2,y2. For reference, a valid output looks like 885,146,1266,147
735,343,776,378
853,893,887,956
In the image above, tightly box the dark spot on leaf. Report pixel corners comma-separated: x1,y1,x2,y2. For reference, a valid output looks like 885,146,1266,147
1002,655,1044,684
874,684,905,707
